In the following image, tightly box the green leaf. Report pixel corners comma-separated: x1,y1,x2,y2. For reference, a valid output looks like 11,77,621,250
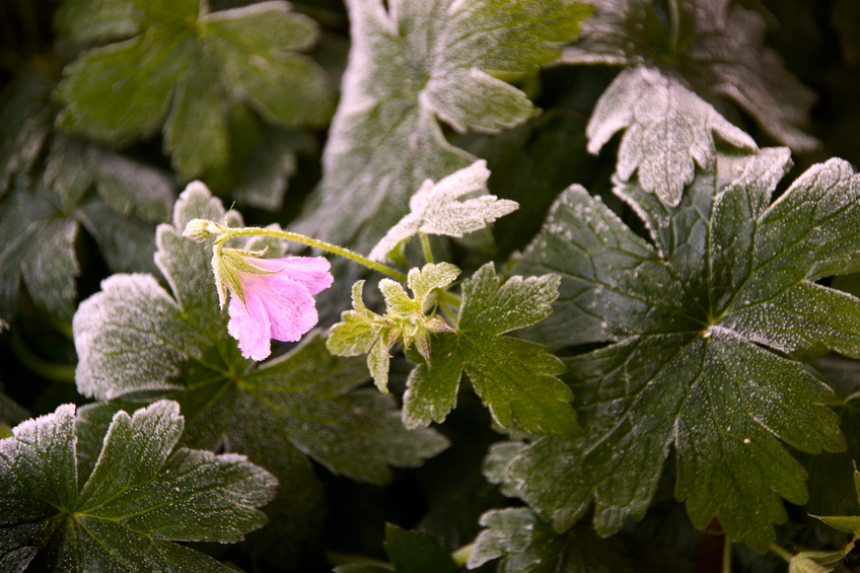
468,508,638,573
586,66,757,206
502,151,859,551
384,523,458,573
0,72,53,199
0,400,276,572
55,0,332,181
295,0,592,252
0,134,175,323
402,263,577,438
369,161,518,262
73,184,448,562
561,0,819,152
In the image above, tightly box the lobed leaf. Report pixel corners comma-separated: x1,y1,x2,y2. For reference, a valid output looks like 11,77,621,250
369,161,518,262
561,0,819,152
56,0,332,181
0,400,276,572
402,263,578,438
586,66,757,206
295,0,592,252
500,151,860,551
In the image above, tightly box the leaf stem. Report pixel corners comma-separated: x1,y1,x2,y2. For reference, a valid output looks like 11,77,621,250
668,0,680,53
452,543,474,566
220,227,408,282
769,543,794,563
9,330,76,383
723,535,732,573
420,233,435,264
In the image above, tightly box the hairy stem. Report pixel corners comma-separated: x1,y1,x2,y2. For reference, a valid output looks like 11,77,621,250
10,330,76,383
769,543,794,563
723,535,732,573
221,227,408,282
420,233,435,264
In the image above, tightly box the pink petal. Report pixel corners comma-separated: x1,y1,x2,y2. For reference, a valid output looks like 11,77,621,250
250,274,318,342
252,256,333,295
228,293,272,361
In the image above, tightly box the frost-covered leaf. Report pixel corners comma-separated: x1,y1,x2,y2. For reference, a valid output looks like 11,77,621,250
73,184,448,562
296,0,592,252
468,508,636,572
0,72,53,199
0,400,276,572
55,0,332,181
0,135,174,323
501,151,860,551
402,263,576,438
586,66,757,206
561,0,819,152
369,161,518,262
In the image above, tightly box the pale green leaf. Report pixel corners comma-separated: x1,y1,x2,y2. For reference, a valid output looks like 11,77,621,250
369,161,518,262
403,263,577,437
56,0,332,180
561,0,819,152
501,152,860,551
296,0,592,252
586,66,757,206
0,400,276,572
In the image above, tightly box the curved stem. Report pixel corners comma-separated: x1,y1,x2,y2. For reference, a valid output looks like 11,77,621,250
221,227,408,282
420,233,435,264
669,0,680,53
722,535,732,573
769,543,794,564
10,330,76,383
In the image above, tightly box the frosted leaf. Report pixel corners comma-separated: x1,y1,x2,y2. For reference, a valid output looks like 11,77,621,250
504,153,860,551
0,72,52,199
468,508,635,572
0,400,276,572
55,0,332,180
586,66,757,206
561,0,819,152
0,74,175,324
402,263,577,437
74,183,448,561
295,0,592,253
369,161,518,262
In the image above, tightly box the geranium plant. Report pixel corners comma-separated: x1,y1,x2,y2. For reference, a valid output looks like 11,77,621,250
2,0,860,572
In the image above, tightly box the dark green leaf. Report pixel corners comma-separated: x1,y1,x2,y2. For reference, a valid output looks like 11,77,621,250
295,0,593,252
73,184,448,562
403,263,578,438
0,134,175,323
562,0,819,152
56,0,332,181
0,400,276,572
0,72,53,199
384,523,458,573
502,151,858,551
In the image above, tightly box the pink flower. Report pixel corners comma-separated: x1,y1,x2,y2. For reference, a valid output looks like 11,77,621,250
226,256,333,361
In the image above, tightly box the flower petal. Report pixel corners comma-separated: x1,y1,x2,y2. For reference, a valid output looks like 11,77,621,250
252,256,333,295
228,292,272,361
252,274,319,342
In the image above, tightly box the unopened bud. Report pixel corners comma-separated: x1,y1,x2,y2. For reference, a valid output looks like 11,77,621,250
183,218,224,242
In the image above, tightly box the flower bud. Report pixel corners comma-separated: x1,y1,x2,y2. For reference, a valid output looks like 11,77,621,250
183,218,225,242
